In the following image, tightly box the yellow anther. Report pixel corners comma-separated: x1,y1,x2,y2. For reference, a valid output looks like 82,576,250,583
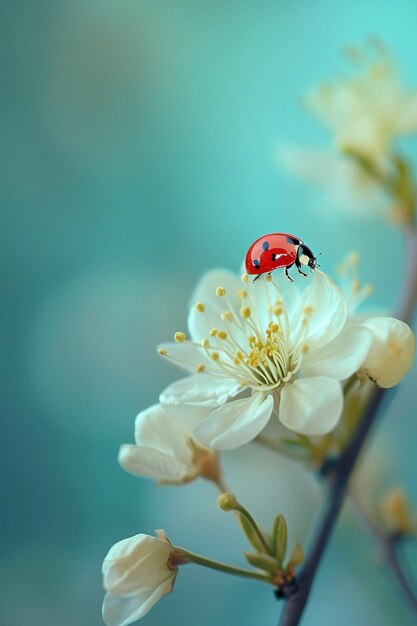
238,289,247,299
221,311,233,322
195,301,205,312
302,343,309,354
347,251,359,266
352,278,361,294
211,352,220,361
241,273,249,283
218,330,228,340
248,335,256,346
274,306,283,316
209,328,218,337
303,305,314,316
174,331,186,343
236,350,244,359
240,306,251,319
265,274,272,282
270,322,279,334
157,348,168,356
196,364,206,373
216,286,226,297
201,338,209,348
363,283,374,297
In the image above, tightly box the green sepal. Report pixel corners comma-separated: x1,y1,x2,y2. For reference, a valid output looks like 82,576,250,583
238,513,268,553
244,551,280,574
271,513,287,566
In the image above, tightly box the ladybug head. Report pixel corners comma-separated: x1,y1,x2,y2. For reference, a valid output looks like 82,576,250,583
298,244,319,270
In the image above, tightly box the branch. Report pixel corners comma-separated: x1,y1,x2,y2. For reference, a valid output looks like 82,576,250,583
278,226,417,626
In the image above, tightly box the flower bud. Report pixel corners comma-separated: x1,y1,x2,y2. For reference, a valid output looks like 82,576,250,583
218,492,238,512
379,487,416,536
360,317,415,388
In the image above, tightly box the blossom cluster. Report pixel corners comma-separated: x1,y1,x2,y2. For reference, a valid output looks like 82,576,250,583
102,264,414,626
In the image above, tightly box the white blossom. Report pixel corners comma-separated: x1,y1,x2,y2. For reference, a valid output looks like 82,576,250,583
119,403,220,485
102,531,176,626
158,269,373,448
305,44,417,159
359,316,415,388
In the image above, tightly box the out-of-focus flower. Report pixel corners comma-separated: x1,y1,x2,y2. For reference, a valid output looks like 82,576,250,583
378,487,416,536
102,531,177,626
158,269,372,447
119,403,221,485
306,43,417,159
359,317,415,387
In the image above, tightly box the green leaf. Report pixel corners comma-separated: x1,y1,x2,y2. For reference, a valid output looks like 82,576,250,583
271,514,287,565
244,552,280,574
238,513,267,553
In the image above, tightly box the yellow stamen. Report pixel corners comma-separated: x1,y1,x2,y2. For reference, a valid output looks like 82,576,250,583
211,352,220,361
221,311,233,322
241,273,248,283
209,328,218,337
158,348,168,356
196,364,206,373
240,306,251,319
265,274,272,282
174,331,186,343
201,338,209,348
303,306,314,316
218,330,228,340
216,286,226,297
195,301,205,312
238,289,247,299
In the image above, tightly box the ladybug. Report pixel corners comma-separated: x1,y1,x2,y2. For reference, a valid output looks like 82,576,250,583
245,233,319,282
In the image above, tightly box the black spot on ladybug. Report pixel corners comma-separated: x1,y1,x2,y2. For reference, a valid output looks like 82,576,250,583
253,259,260,268
262,241,269,251
286,236,299,245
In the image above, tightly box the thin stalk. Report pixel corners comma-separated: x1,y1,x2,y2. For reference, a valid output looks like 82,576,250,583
350,491,417,617
180,548,273,583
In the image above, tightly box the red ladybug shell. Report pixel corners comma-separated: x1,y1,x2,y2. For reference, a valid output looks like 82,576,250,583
245,233,302,275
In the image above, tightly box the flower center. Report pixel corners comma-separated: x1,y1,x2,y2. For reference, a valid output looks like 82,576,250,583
159,274,313,391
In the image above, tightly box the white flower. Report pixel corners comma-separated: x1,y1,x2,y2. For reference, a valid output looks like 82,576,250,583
278,145,387,218
359,317,415,388
158,269,372,448
119,403,221,485
102,531,176,626
305,44,417,159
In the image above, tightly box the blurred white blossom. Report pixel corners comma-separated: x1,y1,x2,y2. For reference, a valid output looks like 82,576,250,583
119,403,221,485
306,43,417,158
359,316,415,388
102,531,176,626
158,269,372,447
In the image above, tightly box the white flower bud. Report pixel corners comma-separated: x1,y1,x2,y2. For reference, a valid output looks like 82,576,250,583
360,317,415,388
102,532,176,625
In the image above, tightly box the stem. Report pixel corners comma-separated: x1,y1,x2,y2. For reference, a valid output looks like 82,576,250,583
278,226,417,626
350,491,417,617
180,548,272,583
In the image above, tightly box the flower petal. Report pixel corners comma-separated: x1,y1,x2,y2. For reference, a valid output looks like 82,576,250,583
160,374,241,430
293,270,347,351
301,324,372,380
361,316,415,387
103,578,174,626
119,444,190,483
279,377,343,435
187,269,242,342
194,393,274,450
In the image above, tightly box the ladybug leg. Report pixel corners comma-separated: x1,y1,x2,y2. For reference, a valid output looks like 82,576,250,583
285,266,294,282
252,273,262,283
296,266,308,278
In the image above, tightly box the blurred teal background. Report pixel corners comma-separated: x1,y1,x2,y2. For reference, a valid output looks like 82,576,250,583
3,1,417,625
